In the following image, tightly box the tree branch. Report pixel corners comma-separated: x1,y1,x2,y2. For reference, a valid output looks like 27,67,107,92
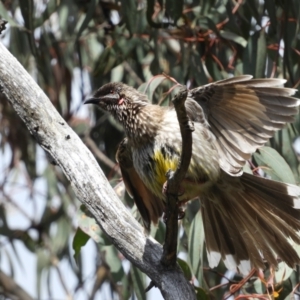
0,43,196,299
162,87,194,266
0,270,34,300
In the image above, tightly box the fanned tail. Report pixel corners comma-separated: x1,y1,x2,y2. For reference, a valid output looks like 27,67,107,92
202,172,300,274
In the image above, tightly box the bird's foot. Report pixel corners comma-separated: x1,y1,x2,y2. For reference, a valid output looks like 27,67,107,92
178,206,185,219
162,181,186,222
162,181,185,197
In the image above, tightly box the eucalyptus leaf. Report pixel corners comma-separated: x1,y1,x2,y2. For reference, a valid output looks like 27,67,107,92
77,205,111,245
253,146,296,184
177,257,192,281
102,245,124,282
73,227,90,262
255,29,267,78
220,31,247,47
188,211,204,285
0,2,19,26
130,264,146,300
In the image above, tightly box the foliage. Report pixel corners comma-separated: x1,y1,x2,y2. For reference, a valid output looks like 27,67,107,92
0,0,300,299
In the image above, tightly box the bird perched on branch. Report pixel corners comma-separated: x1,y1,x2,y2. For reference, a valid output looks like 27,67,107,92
85,75,300,273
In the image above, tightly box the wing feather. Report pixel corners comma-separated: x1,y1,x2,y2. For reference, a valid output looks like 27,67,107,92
116,138,164,230
189,77,299,175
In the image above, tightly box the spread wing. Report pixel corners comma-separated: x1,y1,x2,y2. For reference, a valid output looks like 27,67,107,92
187,76,299,176
116,138,164,230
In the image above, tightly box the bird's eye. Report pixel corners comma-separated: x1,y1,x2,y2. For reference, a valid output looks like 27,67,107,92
110,90,114,94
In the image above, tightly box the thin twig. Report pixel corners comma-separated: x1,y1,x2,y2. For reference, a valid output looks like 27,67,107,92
225,268,256,299
2,191,34,222
161,87,194,266
42,233,72,298
145,280,156,292
123,61,144,86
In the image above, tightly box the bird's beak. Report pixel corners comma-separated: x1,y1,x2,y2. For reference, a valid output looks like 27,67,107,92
84,94,119,105
84,97,100,105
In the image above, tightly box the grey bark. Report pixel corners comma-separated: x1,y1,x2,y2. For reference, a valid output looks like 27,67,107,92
0,42,196,299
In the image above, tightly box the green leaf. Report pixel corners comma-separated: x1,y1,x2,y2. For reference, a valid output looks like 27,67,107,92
245,0,262,24
111,64,124,82
206,56,222,81
120,0,138,35
220,31,247,47
43,165,58,200
196,16,219,34
36,249,52,298
51,217,71,255
33,0,58,28
272,125,300,182
274,262,294,283
255,29,267,78
130,264,146,300
243,31,261,76
94,37,139,75
253,146,296,184
19,0,34,30
75,0,99,41
190,50,208,87
265,0,277,34
73,227,90,262
120,272,132,300
146,0,168,28
282,5,297,81
243,162,253,174
19,0,38,56
166,0,183,23
195,286,209,300
77,205,111,245
252,277,264,294
93,47,116,75
188,211,204,285
177,258,192,281
153,220,166,244
102,245,124,282
0,2,19,26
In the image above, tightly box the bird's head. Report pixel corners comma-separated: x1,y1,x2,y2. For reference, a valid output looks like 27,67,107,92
84,82,148,115
85,82,162,142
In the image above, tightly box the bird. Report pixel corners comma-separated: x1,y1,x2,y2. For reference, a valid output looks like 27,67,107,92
85,75,300,274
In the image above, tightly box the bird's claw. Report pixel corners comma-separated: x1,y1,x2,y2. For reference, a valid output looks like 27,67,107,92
162,181,185,197
178,207,185,219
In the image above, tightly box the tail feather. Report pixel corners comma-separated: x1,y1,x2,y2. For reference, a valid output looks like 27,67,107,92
202,172,300,273
242,173,300,207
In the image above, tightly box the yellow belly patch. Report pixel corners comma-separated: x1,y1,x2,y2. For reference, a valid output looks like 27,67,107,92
153,150,179,187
